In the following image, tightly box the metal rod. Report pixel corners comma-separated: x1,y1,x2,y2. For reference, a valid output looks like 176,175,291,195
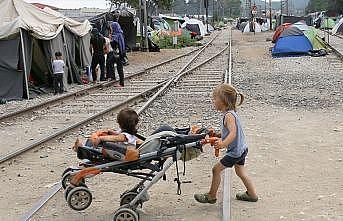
0,47,201,122
19,182,62,221
19,29,30,100
222,27,232,221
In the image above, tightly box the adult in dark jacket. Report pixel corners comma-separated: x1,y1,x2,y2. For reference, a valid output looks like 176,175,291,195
109,22,126,86
90,28,106,82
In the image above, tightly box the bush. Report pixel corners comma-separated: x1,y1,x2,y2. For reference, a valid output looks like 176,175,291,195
159,34,198,49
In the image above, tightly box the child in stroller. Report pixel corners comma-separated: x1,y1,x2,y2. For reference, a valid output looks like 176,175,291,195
63,110,218,220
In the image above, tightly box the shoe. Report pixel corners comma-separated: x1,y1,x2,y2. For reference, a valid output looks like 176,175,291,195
114,83,123,88
194,193,217,204
236,191,258,202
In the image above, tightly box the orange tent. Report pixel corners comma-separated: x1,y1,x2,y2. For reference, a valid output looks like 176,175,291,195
272,23,292,43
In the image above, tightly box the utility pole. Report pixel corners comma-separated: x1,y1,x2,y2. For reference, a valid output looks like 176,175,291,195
269,0,272,30
212,0,215,25
264,0,266,18
139,0,143,50
205,0,209,32
143,0,148,52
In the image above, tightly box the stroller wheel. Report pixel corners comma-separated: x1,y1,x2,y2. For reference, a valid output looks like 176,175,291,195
67,186,92,211
61,172,85,189
120,192,139,207
113,208,139,221
64,186,73,200
64,182,88,200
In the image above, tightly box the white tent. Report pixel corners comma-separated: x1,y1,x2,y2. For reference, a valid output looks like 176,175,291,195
243,22,262,33
292,21,310,32
332,18,343,35
181,18,208,36
0,0,92,100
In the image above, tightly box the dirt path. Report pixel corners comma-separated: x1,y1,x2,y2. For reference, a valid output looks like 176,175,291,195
1,30,342,221
230,30,343,221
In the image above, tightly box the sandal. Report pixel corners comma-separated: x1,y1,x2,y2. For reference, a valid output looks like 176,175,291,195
236,191,258,202
194,193,217,204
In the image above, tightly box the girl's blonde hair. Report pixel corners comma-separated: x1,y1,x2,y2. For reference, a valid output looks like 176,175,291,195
213,84,244,111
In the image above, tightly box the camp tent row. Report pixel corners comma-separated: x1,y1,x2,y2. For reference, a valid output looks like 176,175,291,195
0,0,92,100
272,21,327,56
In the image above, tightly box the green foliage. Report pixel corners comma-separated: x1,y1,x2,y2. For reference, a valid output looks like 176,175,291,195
159,35,198,49
306,0,343,13
107,0,173,10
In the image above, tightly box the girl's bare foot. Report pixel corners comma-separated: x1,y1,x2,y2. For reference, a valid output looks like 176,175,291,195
72,138,82,152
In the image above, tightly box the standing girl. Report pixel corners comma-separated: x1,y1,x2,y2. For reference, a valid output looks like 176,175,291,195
194,84,258,203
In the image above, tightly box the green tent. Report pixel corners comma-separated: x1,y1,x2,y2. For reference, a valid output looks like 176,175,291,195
321,18,335,29
305,27,328,50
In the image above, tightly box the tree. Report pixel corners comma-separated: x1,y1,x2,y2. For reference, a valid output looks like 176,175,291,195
106,0,173,10
306,0,343,14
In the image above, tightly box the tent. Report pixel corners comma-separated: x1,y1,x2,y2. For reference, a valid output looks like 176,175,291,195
181,18,208,36
243,22,262,33
304,27,327,50
321,18,335,29
0,0,91,100
272,26,313,56
332,18,343,35
272,23,292,43
292,21,310,31
89,9,137,51
239,22,248,31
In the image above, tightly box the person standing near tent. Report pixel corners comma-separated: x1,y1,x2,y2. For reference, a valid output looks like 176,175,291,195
110,21,126,87
104,35,115,81
90,28,106,82
52,52,65,95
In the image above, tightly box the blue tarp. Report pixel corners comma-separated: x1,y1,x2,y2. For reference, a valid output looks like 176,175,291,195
272,35,313,56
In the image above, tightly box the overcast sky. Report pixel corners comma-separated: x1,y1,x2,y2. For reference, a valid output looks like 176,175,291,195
24,0,111,9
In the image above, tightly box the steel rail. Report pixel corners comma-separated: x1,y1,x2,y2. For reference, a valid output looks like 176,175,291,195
321,30,343,60
17,32,227,221
1,34,220,165
0,47,201,122
222,27,233,221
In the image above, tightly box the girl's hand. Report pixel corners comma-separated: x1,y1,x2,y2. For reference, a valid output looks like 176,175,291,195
214,138,225,149
92,136,101,147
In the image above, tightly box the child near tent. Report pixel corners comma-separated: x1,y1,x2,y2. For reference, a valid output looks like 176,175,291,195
194,84,258,204
52,52,65,94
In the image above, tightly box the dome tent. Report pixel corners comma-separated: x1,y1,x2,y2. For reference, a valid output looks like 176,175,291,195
272,26,313,56
332,18,343,35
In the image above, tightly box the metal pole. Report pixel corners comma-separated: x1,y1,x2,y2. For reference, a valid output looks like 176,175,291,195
19,29,30,100
212,0,215,25
143,0,149,52
269,0,272,30
206,0,209,32
264,0,266,17
139,0,143,50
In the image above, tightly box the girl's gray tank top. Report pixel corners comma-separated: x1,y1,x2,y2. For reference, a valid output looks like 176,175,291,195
221,110,248,158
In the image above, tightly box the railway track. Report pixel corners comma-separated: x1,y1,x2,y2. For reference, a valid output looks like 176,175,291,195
10,29,232,221
0,33,224,164
320,29,343,59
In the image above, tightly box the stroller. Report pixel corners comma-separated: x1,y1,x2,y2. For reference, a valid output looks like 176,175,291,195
62,127,217,221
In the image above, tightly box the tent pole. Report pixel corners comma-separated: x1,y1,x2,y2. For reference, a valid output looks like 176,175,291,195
62,28,74,85
20,29,30,100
